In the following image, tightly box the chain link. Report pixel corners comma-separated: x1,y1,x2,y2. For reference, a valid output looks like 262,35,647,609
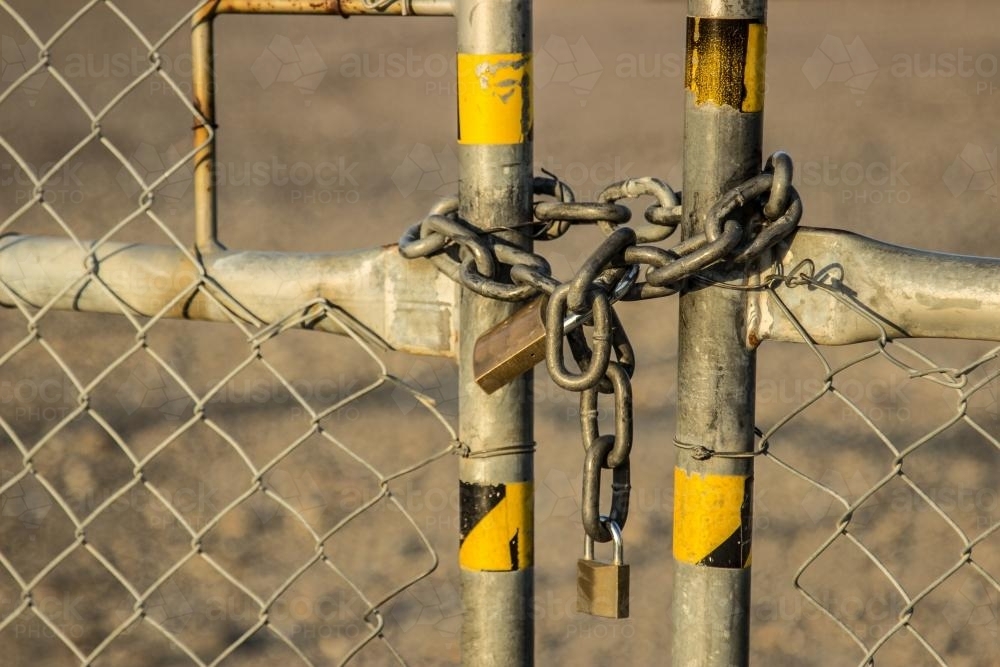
398,151,803,544
596,177,682,243
582,436,631,543
532,172,631,241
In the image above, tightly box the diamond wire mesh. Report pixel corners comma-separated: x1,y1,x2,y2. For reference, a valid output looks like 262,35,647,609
0,1,460,665
754,267,1000,666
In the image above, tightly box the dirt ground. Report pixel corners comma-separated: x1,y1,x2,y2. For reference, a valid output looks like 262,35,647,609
0,0,998,665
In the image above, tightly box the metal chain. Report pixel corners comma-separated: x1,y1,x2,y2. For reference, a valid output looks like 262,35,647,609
398,151,803,544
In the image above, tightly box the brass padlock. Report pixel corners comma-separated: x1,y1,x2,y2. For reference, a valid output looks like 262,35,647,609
473,295,548,394
473,264,640,394
577,518,629,619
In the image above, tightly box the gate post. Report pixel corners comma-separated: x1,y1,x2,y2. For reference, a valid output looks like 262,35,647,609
455,1,534,665
672,1,766,664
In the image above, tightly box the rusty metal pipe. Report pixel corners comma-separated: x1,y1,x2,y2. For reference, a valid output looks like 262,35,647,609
202,0,454,15
189,0,453,255
192,7,220,255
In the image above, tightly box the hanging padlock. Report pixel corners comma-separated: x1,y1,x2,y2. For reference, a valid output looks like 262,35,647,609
473,263,639,394
577,517,629,619
473,294,548,394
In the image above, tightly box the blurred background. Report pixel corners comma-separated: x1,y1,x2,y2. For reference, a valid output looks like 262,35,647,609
0,0,998,664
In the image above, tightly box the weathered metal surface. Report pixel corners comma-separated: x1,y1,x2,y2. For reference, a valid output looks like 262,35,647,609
672,1,766,665
455,0,535,665
189,0,454,252
750,227,1000,346
216,0,344,13
198,0,453,16
338,0,455,16
688,0,767,19
191,8,220,254
473,296,546,394
0,235,458,357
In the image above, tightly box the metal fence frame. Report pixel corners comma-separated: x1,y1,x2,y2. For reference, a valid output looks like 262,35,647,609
0,0,998,665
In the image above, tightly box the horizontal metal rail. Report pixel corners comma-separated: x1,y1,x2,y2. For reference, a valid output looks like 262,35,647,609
3,227,995,358
752,228,1000,345
0,234,458,357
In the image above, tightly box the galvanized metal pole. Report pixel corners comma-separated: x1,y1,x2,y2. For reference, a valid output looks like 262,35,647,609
455,1,534,665
672,1,766,665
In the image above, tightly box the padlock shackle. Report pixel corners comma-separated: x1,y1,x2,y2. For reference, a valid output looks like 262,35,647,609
563,263,639,332
583,516,625,565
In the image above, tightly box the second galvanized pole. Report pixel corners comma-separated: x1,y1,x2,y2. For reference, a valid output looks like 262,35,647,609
455,1,534,666
672,0,766,665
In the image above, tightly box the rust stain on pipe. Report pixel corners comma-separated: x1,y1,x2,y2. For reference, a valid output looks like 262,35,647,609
212,0,343,15
193,0,456,255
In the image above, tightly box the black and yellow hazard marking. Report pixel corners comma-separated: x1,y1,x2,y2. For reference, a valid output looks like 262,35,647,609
673,468,753,568
685,17,766,112
457,53,533,145
459,481,533,571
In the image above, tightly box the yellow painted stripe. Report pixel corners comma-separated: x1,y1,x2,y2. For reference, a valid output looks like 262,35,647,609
673,468,752,567
743,23,766,112
460,481,533,571
457,53,533,145
685,17,765,112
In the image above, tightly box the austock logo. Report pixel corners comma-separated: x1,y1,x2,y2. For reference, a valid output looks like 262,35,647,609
0,470,52,531
390,579,463,641
251,35,328,103
799,469,880,527
7,592,86,640
942,143,998,203
115,579,196,635
795,155,912,206
389,360,452,416
117,359,375,424
200,590,372,641
535,468,580,523
0,35,47,106
2,158,88,206
116,142,195,211
391,143,459,199
247,468,326,526
535,34,603,105
116,141,362,209
942,574,999,641
972,357,1000,423
388,356,590,432
800,467,998,531
0,376,78,425
802,35,878,105
391,576,643,643
116,361,190,420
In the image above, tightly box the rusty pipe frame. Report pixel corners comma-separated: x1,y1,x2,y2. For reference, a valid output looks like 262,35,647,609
190,0,454,255
199,1,454,15
0,234,458,357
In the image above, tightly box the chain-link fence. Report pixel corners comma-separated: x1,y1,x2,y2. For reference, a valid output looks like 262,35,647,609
752,266,999,666
0,1,463,665
0,301,460,665
2,0,999,666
